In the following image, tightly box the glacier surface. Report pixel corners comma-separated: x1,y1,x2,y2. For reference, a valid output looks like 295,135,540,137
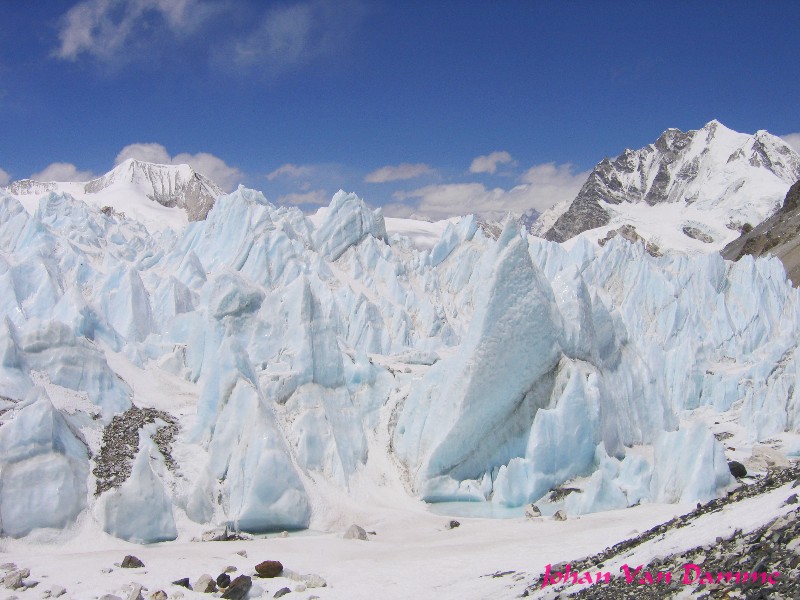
0,181,798,542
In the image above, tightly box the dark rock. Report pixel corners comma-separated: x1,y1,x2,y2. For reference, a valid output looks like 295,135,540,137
94,407,178,496
728,460,747,478
220,575,251,600
274,588,291,598
786,493,798,505
121,556,145,569
446,520,460,529
216,573,231,588
172,578,191,589
255,560,283,578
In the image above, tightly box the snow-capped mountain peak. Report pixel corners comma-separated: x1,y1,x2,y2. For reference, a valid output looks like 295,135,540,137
535,120,800,251
5,159,224,230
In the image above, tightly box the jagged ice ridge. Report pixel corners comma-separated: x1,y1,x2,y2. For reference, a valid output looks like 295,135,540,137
0,177,799,543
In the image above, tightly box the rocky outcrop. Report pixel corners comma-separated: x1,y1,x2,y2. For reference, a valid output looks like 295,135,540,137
722,180,800,284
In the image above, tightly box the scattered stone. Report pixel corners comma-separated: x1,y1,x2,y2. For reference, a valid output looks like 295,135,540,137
224,566,237,573
22,580,39,588
255,560,284,578
201,528,228,542
220,575,252,600
3,570,27,590
786,493,798,505
235,550,247,558
121,555,145,569
49,585,67,598
294,583,307,592
126,583,144,600
524,504,542,518
172,578,191,589
278,531,289,538
149,592,167,600
94,406,178,495
193,574,216,593
101,568,114,573
100,595,123,600
728,460,747,478
302,574,327,588
274,588,291,598
553,510,567,521
216,573,231,588
343,524,368,540
445,520,460,530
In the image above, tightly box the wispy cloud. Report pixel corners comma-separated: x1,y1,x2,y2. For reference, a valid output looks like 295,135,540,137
266,163,314,181
222,0,368,75
278,189,330,206
54,0,214,62
0,167,10,186
469,151,514,174
392,162,589,220
115,143,243,191
365,163,434,183
30,162,95,182
782,133,800,154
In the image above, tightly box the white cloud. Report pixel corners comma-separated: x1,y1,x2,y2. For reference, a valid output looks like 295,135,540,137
469,151,514,174
266,163,314,180
115,143,243,191
226,0,367,74
365,163,433,183
782,133,800,154
30,162,94,182
115,142,171,165
278,189,329,206
173,152,243,192
0,167,10,186
55,0,211,62
393,162,589,220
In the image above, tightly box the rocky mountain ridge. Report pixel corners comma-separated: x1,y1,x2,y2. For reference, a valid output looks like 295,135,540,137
536,120,800,246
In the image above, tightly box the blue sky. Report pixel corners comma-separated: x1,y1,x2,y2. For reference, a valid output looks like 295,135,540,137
1,1,799,219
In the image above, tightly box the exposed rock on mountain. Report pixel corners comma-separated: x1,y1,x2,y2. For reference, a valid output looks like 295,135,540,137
722,179,800,284
536,121,800,249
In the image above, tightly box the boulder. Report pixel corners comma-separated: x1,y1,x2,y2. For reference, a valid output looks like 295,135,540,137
216,573,231,588
172,578,191,589
255,560,283,578
524,504,542,518
193,574,216,593
125,583,144,600
728,460,747,478
343,524,368,540
121,555,145,569
274,588,291,598
445,520,460,530
553,510,567,521
220,575,252,600
303,574,327,588
149,592,167,600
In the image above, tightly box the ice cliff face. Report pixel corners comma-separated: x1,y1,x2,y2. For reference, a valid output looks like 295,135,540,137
536,121,800,248
1,161,800,542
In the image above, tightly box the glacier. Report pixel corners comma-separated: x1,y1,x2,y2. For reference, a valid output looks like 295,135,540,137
0,180,799,542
